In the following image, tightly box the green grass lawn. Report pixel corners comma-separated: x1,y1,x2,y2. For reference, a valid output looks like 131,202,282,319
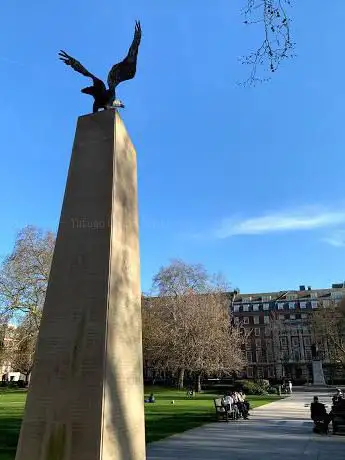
0,387,282,460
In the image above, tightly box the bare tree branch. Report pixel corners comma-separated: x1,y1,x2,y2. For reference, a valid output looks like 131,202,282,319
241,0,294,85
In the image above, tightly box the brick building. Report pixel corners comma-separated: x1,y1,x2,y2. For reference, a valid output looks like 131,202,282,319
232,283,345,383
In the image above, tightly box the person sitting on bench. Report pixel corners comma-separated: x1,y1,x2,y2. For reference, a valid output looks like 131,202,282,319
331,394,345,414
332,389,343,405
310,396,330,433
144,393,155,403
221,392,233,412
240,390,250,415
234,391,248,419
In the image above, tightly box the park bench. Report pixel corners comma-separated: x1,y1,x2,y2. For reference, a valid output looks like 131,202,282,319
332,410,345,434
214,398,238,422
214,398,229,422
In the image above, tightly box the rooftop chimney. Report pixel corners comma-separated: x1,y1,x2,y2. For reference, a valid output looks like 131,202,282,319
299,285,305,291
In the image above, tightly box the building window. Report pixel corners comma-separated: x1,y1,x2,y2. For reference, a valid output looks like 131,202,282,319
257,367,263,378
279,314,285,320
292,337,299,348
243,305,249,312
247,367,253,378
255,328,260,336
280,337,287,347
331,292,343,300
278,303,284,310
253,304,259,311
268,367,275,378
246,351,252,362
253,316,260,324
255,338,261,348
311,301,318,309
233,305,239,312
289,302,295,310
300,301,306,309
301,314,308,319
264,316,270,324
243,317,249,324
264,327,271,336
290,314,296,320
287,294,297,300
263,303,270,310
234,317,240,324
304,337,311,346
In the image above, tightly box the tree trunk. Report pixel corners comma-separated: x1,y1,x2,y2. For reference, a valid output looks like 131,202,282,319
25,372,31,386
196,373,202,392
177,368,185,390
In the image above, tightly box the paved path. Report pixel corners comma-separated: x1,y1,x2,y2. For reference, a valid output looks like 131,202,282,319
146,392,345,460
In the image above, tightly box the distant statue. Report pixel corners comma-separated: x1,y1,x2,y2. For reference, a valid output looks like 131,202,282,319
59,21,142,112
311,344,319,359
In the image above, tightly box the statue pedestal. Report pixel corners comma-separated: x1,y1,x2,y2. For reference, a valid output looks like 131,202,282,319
15,110,146,460
312,360,326,386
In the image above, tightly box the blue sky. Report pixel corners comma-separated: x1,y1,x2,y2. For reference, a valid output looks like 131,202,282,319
1,1,345,294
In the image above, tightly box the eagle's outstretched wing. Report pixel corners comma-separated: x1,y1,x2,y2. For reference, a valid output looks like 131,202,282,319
107,21,142,91
58,50,105,88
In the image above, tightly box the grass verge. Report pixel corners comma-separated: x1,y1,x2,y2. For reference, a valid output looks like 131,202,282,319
0,387,282,459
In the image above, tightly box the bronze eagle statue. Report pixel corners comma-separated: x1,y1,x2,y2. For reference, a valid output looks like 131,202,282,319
59,21,141,112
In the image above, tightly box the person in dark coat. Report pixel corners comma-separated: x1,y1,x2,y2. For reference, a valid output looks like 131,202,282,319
310,396,331,434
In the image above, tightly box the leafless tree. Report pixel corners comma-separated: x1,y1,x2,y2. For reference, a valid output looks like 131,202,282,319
0,226,55,381
152,259,210,297
143,260,246,390
241,0,294,85
0,322,7,370
3,315,37,384
0,226,55,330
312,299,345,368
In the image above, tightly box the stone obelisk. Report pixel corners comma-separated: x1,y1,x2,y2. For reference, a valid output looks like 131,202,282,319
15,109,146,460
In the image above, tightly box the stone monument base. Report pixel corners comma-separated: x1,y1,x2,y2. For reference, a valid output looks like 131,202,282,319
312,360,326,385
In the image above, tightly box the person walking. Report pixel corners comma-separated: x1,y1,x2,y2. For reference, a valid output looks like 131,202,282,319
288,380,292,394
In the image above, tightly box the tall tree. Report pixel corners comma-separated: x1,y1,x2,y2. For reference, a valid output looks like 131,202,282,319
0,226,55,330
0,226,55,381
143,260,246,389
312,298,345,368
4,316,37,384
152,259,209,297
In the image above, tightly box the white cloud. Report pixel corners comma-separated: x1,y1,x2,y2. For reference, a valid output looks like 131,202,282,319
213,206,345,239
322,231,345,247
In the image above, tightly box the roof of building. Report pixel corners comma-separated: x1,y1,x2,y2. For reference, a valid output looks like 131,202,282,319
231,284,345,304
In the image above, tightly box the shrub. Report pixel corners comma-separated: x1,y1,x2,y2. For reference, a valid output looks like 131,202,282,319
267,386,278,394
235,380,268,395
256,379,270,390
